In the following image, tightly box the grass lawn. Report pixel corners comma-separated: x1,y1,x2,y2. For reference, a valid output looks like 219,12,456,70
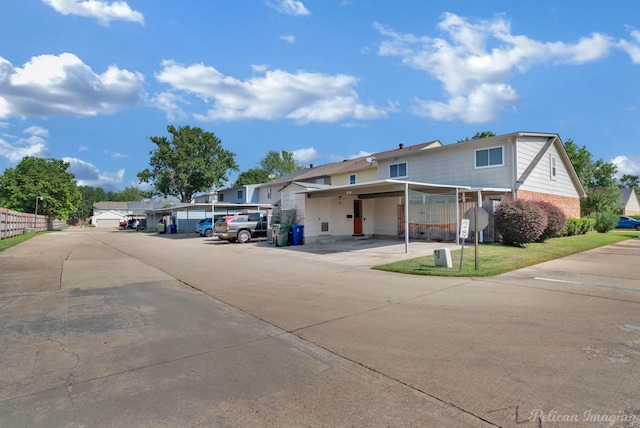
0,233,38,252
373,230,639,277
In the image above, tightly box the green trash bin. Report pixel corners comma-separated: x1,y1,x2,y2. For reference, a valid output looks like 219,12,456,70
273,224,290,247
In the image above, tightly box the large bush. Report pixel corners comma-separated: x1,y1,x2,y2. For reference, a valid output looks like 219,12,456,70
534,201,567,242
589,210,619,233
560,217,595,236
495,199,548,247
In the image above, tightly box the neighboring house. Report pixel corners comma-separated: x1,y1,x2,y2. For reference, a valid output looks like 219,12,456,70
274,132,585,244
91,201,170,228
193,191,218,204
217,184,260,204
91,209,125,228
619,188,640,216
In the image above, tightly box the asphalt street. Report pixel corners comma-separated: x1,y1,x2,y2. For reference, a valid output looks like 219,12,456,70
1,229,639,427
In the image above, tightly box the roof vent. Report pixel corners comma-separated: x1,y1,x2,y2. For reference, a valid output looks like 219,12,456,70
399,143,404,149
309,164,313,168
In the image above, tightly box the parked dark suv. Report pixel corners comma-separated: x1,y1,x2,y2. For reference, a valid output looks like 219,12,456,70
213,213,268,243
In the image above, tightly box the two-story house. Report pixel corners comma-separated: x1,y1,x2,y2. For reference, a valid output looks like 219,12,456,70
269,132,585,244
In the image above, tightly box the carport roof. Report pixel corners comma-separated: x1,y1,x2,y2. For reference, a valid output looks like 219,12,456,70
147,202,274,215
302,179,510,199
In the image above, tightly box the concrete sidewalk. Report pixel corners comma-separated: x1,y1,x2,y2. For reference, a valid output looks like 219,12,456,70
1,229,640,427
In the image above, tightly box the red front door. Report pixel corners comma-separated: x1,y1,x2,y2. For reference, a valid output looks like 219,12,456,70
353,199,363,236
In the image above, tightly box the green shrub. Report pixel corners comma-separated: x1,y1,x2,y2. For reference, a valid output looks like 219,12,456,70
495,199,548,247
578,217,595,234
561,217,595,236
534,201,567,242
590,210,619,233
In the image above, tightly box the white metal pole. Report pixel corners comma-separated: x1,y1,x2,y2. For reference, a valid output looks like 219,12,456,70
404,182,409,254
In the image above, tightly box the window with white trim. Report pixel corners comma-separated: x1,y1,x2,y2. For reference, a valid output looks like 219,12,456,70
550,155,557,179
475,146,503,168
349,174,357,184
389,162,407,178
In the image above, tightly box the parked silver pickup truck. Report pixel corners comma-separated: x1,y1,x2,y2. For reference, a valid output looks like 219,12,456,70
213,213,268,243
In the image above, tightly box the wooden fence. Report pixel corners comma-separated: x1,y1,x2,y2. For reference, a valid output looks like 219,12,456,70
1,206,67,240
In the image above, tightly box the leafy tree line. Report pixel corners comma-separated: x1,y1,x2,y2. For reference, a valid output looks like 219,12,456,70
3,125,636,222
138,125,302,202
0,124,303,219
0,156,151,220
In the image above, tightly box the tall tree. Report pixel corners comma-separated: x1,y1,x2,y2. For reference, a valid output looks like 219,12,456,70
0,157,81,220
113,186,151,202
234,168,271,186
563,139,620,215
258,150,303,177
457,131,496,142
74,185,110,219
620,174,640,194
137,125,238,203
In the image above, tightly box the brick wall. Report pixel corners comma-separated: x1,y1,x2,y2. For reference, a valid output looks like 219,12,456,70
516,190,581,218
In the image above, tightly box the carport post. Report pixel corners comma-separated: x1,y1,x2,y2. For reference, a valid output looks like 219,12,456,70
404,182,409,254
455,188,460,246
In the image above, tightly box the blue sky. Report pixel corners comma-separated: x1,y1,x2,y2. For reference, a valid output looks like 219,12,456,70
1,0,639,191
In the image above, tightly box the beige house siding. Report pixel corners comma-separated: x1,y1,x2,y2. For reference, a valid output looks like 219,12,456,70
280,183,307,223
517,138,581,198
376,139,514,189
621,188,640,215
332,168,377,186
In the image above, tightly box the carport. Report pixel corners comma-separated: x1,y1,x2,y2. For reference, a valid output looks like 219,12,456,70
147,202,274,234
302,180,510,253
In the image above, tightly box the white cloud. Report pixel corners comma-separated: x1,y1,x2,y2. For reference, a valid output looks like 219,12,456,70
292,147,317,164
612,155,640,177
375,13,620,123
0,53,146,119
0,126,51,162
150,91,187,122
266,0,309,16
618,28,640,63
281,35,296,44
24,126,49,137
42,0,144,25
62,156,125,187
154,61,387,123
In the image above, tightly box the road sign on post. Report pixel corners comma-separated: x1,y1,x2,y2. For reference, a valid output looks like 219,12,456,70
459,218,470,271
464,207,489,270
464,207,489,231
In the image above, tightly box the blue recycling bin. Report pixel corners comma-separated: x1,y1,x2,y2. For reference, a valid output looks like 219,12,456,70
169,224,177,234
291,224,304,245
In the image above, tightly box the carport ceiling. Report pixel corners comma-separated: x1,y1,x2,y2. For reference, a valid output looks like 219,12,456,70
304,179,470,199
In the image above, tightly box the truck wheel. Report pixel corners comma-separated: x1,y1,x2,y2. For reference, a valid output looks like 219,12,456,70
237,230,251,243
204,229,213,237
635,225,640,231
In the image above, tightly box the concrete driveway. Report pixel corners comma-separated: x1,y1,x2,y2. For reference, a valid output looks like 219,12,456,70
1,229,639,427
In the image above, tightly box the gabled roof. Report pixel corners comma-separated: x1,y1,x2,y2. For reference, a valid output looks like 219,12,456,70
256,155,377,188
372,140,442,161
93,201,128,210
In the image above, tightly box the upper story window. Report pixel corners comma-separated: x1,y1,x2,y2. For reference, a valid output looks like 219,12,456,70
389,162,407,178
550,155,557,179
349,174,357,185
236,189,244,200
475,146,503,168
267,187,272,199
218,193,224,202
